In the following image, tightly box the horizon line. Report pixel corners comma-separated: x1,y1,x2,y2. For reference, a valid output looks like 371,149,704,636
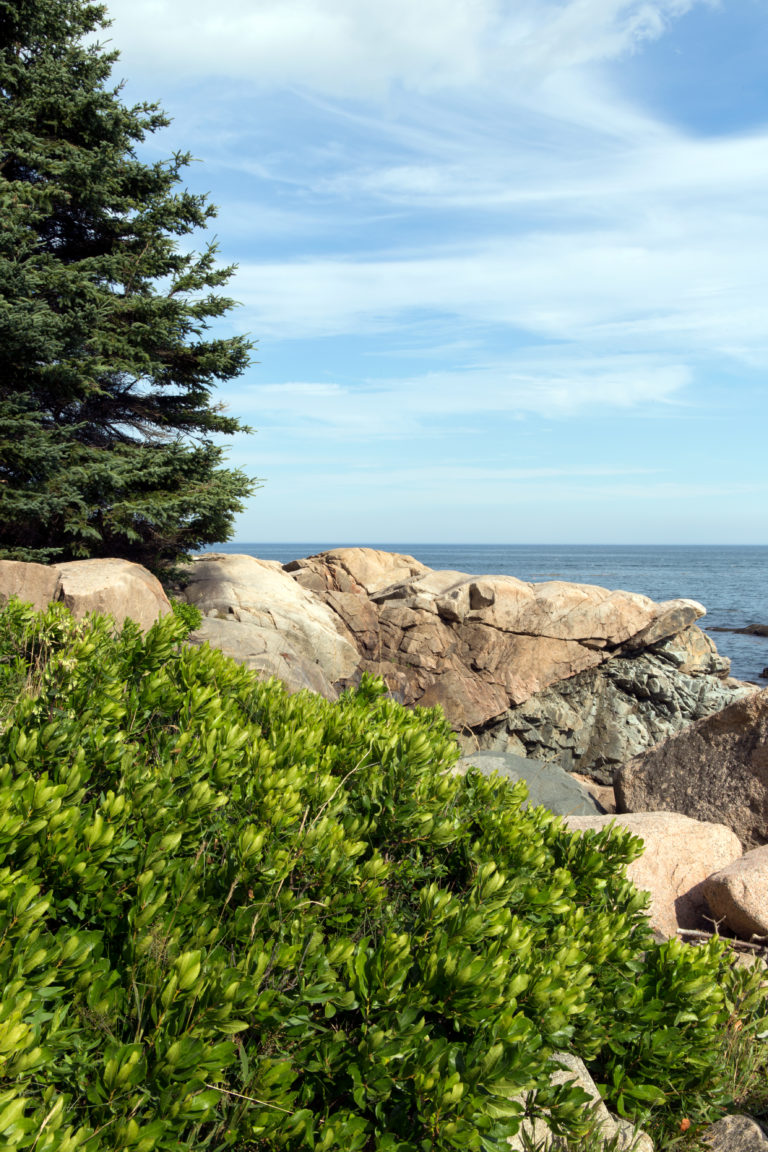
213,541,768,548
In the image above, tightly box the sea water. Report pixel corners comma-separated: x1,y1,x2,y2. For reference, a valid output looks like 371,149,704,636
208,543,768,684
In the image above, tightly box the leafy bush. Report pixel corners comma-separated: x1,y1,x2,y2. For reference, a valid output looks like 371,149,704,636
0,600,764,1150
169,597,204,636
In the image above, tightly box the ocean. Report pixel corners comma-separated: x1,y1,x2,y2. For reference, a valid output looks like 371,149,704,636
208,543,768,685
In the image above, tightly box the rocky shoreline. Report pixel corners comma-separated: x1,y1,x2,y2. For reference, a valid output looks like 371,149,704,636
183,547,754,783
2,547,767,948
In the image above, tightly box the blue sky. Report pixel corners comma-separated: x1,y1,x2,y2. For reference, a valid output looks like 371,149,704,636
104,0,767,544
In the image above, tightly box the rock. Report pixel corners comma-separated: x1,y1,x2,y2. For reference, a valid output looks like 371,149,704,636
388,572,702,649
453,751,601,816
455,623,609,707
0,559,60,610
563,812,743,938
286,547,429,596
702,1114,768,1150
97,544,741,781
55,558,171,632
653,624,731,677
730,952,768,973
375,567,472,606
623,601,708,651
187,616,337,699
286,551,730,748
710,623,768,638
615,688,768,849
279,550,747,775
181,553,360,692
3,550,741,780
508,1052,653,1152
0,556,172,632
571,773,616,813
323,590,379,656
418,667,509,730
456,579,701,647
614,1120,654,1152
703,846,768,940
475,637,749,785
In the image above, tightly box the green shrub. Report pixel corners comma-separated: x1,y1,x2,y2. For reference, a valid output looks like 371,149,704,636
169,597,204,636
0,600,764,1150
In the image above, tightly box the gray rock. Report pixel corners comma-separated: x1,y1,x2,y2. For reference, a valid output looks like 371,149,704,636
453,751,601,816
702,1114,768,1150
474,638,750,785
711,623,768,638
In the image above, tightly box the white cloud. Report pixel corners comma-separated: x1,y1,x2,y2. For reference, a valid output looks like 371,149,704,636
226,357,688,442
320,122,768,209
81,0,768,544
105,0,707,98
105,0,494,95
231,207,768,363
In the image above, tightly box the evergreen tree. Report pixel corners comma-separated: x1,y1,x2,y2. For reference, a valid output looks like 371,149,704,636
0,0,258,574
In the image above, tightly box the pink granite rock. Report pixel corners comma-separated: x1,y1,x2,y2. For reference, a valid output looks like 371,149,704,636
0,556,170,633
564,812,742,938
0,559,60,610
703,846,768,940
286,549,709,732
181,553,360,696
55,558,171,632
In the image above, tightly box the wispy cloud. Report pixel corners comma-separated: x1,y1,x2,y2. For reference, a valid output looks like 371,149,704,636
232,213,768,364
225,358,688,443
107,0,706,97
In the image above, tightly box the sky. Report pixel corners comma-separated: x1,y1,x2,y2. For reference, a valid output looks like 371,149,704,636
102,0,768,544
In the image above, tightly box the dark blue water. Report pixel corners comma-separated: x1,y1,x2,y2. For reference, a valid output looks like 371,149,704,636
208,544,768,684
